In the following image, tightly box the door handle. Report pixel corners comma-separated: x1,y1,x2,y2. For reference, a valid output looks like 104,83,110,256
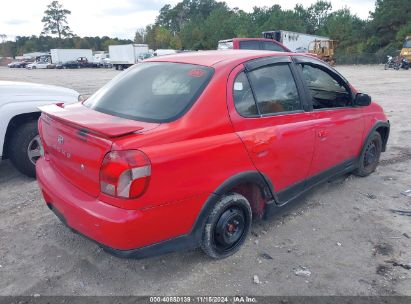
318,130,329,138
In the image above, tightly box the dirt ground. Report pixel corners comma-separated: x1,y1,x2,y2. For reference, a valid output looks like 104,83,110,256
0,65,410,296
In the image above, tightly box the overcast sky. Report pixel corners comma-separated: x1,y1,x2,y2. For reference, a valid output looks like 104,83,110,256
1,0,376,41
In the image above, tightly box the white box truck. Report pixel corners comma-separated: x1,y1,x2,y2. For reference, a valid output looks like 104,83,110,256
50,49,93,64
262,30,329,53
109,44,149,70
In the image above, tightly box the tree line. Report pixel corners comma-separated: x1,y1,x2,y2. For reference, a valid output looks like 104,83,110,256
140,0,410,61
1,0,410,63
0,35,133,57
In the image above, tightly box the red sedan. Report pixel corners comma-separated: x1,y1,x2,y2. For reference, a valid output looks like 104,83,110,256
36,50,389,259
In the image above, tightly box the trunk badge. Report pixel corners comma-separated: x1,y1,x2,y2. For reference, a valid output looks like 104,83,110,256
57,135,64,145
80,164,85,170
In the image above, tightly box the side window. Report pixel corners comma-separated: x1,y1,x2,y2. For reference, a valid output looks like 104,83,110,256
248,64,302,114
233,72,258,116
239,40,260,50
262,41,285,52
299,64,352,109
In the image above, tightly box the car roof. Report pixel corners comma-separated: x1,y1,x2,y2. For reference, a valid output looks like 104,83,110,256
145,50,296,67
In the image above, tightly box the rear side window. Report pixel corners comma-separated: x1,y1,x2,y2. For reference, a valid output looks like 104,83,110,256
84,62,213,122
248,64,302,114
261,41,286,52
233,72,258,116
233,64,302,116
239,40,260,50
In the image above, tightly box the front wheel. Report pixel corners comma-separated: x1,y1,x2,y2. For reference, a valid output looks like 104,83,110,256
201,193,252,259
354,132,382,177
9,121,43,178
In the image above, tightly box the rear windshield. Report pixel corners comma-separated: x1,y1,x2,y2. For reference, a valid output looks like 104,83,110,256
84,62,214,123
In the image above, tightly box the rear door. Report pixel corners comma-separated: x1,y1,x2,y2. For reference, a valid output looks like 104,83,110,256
293,56,365,181
227,56,316,203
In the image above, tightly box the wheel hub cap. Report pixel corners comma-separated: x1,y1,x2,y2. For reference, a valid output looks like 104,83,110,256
27,135,44,165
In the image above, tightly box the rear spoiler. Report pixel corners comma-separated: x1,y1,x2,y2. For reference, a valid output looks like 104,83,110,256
39,103,145,138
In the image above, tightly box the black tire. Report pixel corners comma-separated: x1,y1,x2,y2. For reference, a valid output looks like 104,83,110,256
8,121,41,178
354,132,382,177
201,193,252,259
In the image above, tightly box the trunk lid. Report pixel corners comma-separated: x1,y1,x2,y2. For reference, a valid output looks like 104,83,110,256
39,103,159,197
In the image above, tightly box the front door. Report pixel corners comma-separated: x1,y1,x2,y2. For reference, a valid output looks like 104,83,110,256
294,57,365,182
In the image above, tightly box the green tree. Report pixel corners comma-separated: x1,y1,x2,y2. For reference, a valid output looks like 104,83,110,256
41,1,73,40
369,0,411,49
260,6,307,34
323,8,365,47
307,1,332,34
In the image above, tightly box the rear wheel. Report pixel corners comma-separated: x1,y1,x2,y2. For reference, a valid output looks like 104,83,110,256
201,193,252,259
354,132,382,177
9,121,42,178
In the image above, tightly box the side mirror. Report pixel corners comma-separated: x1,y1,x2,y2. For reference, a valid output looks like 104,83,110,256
354,93,371,107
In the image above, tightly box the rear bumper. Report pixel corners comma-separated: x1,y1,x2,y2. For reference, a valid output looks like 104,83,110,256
36,158,205,257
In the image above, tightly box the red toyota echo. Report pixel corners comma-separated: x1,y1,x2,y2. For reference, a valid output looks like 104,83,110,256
36,50,389,259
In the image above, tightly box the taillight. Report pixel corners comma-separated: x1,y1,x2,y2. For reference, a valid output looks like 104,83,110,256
100,150,151,199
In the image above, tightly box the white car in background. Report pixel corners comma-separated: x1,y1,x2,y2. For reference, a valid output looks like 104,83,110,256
0,81,81,177
26,61,55,69
153,49,178,56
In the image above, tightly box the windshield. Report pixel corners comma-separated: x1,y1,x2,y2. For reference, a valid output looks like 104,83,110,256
403,39,411,48
84,62,213,123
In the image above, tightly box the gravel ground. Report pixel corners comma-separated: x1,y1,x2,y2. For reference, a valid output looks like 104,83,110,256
0,65,410,296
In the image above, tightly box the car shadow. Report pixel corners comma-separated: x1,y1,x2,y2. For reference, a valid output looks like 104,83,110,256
0,160,35,185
